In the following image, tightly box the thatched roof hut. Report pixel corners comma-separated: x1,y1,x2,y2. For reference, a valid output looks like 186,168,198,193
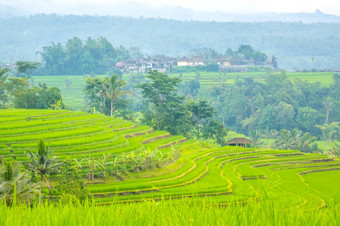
226,137,253,147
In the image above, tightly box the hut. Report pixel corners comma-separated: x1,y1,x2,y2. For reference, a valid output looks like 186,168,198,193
226,137,253,147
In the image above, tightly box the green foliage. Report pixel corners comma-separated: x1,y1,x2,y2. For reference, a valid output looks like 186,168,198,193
84,75,130,116
316,122,340,145
273,129,317,152
3,77,64,109
54,159,90,204
25,140,61,204
206,72,340,137
0,68,10,109
13,84,64,109
37,37,130,75
0,158,39,206
101,75,131,117
187,99,214,140
137,70,192,136
14,61,39,77
201,119,228,146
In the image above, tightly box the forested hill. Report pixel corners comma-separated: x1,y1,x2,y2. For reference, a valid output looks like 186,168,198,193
1,14,340,69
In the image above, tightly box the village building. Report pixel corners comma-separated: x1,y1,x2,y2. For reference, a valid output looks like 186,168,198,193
226,137,254,147
116,56,274,74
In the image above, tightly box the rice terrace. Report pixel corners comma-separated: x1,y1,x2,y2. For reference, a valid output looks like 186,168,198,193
0,109,339,225
1,2,340,224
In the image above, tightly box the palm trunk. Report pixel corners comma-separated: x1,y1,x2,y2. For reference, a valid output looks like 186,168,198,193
91,165,95,180
0,91,2,109
326,107,331,124
110,98,114,117
39,174,43,205
196,113,200,140
88,163,91,180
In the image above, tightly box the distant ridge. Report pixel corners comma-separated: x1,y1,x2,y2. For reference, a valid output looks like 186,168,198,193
0,3,339,23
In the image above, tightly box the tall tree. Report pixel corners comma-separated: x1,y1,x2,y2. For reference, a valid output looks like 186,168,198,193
101,75,130,117
25,140,61,204
15,61,39,77
187,99,214,140
137,70,187,133
84,75,130,116
323,97,334,124
0,68,10,108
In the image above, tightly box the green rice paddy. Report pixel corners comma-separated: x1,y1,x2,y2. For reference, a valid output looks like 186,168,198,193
0,109,339,216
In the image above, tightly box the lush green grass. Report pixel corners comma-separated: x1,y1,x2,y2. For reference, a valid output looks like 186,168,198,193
1,197,339,226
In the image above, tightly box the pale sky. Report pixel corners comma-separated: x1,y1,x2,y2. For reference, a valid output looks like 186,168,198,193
2,0,340,16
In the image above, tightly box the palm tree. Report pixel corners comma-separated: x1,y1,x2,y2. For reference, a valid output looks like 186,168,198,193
316,122,340,147
297,132,317,153
0,158,39,206
25,140,61,204
101,75,131,117
250,129,262,148
274,129,300,150
328,144,339,159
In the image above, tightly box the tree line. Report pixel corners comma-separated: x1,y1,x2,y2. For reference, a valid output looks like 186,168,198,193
36,37,139,75
83,70,340,148
0,68,63,109
205,73,340,140
84,71,228,146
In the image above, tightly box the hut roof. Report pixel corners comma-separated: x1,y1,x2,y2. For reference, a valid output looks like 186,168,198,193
226,137,253,145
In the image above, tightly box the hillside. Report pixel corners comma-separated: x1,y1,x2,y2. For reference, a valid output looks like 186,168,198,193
1,15,340,69
0,109,339,207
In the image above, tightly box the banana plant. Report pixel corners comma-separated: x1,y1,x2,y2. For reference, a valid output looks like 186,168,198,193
98,153,113,178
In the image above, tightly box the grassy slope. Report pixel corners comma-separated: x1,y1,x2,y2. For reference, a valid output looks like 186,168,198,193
1,109,339,211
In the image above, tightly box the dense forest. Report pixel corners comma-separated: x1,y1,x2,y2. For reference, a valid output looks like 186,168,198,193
122,71,340,142
37,37,132,75
1,14,340,69
204,73,340,136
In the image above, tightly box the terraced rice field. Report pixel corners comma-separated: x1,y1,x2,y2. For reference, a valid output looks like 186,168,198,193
0,109,339,209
